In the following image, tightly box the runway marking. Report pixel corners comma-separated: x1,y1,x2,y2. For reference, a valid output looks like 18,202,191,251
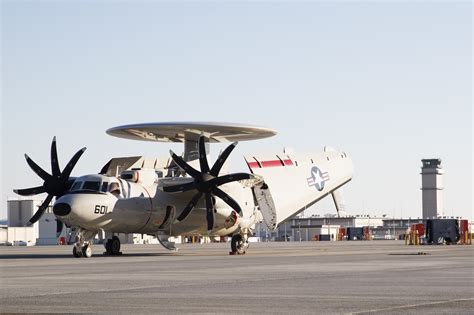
0,272,342,299
352,298,474,314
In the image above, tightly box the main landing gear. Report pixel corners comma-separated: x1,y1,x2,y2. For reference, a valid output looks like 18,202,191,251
104,236,122,256
72,228,96,258
230,230,249,255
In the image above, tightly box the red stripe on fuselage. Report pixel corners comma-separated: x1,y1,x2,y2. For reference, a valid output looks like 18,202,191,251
247,159,294,168
261,160,284,167
283,159,293,166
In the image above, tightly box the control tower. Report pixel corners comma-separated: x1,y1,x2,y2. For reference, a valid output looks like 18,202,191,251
421,159,444,219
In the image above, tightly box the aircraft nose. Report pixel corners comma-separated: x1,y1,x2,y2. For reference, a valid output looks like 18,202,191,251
53,203,71,216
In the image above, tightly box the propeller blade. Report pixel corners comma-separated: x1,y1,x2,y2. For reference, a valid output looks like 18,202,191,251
25,154,51,182
50,136,61,177
99,159,112,175
56,219,63,237
59,147,86,183
212,187,243,215
169,150,201,179
210,141,237,176
162,182,197,193
18,140,86,223
65,178,76,191
29,194,54,224
211,173,253,187
205,193,214,231
176,191,203,222
198,136,210,173
14,186,46,196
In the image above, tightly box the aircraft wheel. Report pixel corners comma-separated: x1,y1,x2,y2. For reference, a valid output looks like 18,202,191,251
73,246,82,258
82,244,92,258
231,234,246,255
104,236,121,256
105,240,112,254
111,236,121,255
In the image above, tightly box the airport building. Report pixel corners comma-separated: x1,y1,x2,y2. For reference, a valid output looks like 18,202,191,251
296,215,378,240
421,158,444,219
1,199,41,246
0,199,66,246
256,215,386,241
255,214,466,242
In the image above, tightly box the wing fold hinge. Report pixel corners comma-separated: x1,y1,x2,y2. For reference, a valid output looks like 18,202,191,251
252,181,277,230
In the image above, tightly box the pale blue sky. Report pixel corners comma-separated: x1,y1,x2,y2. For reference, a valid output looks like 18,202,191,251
1,1,472,220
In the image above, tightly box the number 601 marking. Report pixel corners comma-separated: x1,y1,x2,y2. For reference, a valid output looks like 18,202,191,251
94,205,108,214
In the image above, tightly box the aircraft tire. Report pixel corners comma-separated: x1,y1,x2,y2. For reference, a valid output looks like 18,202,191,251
82,244,92,258
73,246,82,258
231,234,245,255
105,240,112,254
111,236,121,255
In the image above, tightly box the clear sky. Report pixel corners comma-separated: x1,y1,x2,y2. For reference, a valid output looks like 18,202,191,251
1,1,472,220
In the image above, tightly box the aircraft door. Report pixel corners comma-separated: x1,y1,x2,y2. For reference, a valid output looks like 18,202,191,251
142,204,176,234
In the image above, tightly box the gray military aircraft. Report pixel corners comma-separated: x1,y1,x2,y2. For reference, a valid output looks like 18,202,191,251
15,122,353,257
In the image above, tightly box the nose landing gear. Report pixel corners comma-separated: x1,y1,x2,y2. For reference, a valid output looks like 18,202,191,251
73,244,92,258
230,230,249,255
72,228,96,258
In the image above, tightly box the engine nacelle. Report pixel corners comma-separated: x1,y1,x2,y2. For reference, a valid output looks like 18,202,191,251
120,169,158,187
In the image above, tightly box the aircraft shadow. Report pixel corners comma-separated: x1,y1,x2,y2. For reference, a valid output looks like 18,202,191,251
0,252,177,260
0,254,76,259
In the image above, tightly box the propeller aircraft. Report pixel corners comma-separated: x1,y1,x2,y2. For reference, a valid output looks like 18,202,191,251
14,122,353,257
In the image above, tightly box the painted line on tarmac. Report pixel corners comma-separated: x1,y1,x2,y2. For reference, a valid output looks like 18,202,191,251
352,298,474,314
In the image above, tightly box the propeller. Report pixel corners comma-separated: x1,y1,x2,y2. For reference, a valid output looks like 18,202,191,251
14,137,86,224
163,136,252,230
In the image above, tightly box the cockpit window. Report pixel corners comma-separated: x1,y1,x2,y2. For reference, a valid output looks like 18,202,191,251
70,181,82,191
101,182,109,192
108,182,121,197
83,181,101,191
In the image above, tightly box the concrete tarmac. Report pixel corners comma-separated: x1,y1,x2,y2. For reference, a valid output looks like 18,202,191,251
1,241,473,314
